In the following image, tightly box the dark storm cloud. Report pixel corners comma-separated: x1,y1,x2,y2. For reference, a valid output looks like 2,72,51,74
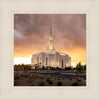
14,14,86,55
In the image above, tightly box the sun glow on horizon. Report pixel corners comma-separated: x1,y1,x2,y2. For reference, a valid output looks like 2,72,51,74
14,56,31,65
14,14,86,68
14,56,86,67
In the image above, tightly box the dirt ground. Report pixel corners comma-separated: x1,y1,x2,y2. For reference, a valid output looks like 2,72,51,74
14,70,86,86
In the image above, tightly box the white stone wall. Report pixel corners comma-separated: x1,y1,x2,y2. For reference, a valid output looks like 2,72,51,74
31,52,71,68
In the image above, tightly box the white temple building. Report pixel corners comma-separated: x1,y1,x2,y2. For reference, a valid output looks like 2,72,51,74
31,27,71,69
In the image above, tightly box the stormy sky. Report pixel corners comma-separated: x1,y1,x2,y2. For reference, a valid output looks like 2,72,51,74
14,14,86,65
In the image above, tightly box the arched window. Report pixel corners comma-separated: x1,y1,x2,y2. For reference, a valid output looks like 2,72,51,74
46,57,48,65
62,60,63,68
37,57,39,64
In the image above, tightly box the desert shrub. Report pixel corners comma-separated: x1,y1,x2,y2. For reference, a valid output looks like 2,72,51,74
46,76,53,85
46,77,50,82
42,66,45,70
46,79,53,85
38,81,45,86
40,77,43,79
65,67,72,70
58,78,60,80
57,81,62,86
48,80,53,85
54,67,61,70
37,75,39,77
72,82,79,86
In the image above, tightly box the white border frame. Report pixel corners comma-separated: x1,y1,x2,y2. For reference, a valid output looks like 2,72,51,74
0,0,100,100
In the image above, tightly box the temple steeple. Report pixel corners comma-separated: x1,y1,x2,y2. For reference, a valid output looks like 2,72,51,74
49,27,53,41
47,27,55,52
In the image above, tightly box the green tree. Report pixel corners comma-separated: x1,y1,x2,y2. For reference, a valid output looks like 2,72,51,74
83,64,86,70
65,67,72,70
42,66,45,70
76,62,83,73
76,62,83,80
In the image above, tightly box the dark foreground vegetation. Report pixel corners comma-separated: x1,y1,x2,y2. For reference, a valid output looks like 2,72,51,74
14,62,86,86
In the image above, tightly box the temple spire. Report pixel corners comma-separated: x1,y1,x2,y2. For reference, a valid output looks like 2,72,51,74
47,26,55,52
50,26,52,34
49,26,53,41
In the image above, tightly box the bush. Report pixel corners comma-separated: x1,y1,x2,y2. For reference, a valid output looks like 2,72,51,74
48,80,53,85
65,67,72,70
38,81,45,86
40,77,43,79
55,67,61,70
46,77,50,82
72,82,79,86
37,75,39,77
46,77,53,85
42,66,45,70
58,78,60,80
57,81,62,86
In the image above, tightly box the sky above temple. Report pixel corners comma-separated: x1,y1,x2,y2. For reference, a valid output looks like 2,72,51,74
14,14,86,67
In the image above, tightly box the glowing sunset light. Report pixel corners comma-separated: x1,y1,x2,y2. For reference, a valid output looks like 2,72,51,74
14,14,86,67
14,57,86,67
14,56,31,65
